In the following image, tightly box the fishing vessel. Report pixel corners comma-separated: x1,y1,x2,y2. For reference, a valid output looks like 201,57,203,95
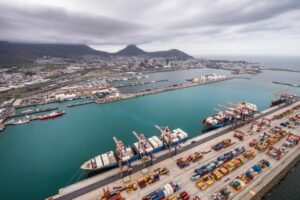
39,111,65,120
80,127,188,172
202,102,257,131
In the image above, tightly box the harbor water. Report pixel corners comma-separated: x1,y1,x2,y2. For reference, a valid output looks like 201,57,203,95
0,59,299,199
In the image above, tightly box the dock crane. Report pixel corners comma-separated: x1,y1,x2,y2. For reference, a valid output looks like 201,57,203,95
132,131,153,167
113,136,131,178
154,125,178,157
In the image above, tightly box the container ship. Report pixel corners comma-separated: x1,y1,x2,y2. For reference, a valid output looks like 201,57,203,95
80,127,188,172
39,111,65,120
271,93,296,107
202,102,257,131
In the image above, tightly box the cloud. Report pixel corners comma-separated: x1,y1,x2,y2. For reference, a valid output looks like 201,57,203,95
0,0,300,55
0,3,146,45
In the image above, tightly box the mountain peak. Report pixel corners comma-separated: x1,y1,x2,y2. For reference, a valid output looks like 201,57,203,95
116,44,146,56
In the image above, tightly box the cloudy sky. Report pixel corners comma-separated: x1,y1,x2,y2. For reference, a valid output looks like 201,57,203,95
0,0,300,55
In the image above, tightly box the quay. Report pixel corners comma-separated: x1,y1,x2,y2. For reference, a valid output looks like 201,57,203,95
8,107,59,118
95,77,235,104
50,100,300,200
67,101,94,108
115,79,168,88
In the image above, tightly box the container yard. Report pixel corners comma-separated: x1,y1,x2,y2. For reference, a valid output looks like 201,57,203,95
49,100,300,200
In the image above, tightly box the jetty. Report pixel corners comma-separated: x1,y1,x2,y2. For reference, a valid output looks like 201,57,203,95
49,100,300,200
8,107,59,118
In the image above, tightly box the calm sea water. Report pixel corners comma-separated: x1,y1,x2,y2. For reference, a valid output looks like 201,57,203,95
196,55,300,71
0,57,299,200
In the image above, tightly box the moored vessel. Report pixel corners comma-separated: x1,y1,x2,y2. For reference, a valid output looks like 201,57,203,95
202,102,257,131
39,111,65,120
80,126,189,172
81,151,117,171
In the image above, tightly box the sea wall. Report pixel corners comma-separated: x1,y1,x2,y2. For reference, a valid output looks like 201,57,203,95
250,151,300,200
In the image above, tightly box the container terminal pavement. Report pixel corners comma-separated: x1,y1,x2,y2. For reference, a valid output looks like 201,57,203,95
49,100,300,200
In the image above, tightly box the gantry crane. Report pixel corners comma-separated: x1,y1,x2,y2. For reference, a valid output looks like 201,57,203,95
132,131,153,167
113,136,131,178
155,125,178,157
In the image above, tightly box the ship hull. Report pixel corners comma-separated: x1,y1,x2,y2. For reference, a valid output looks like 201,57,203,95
81,163,118,172
81,136,188,172
40,112,65,120
202,121,231,131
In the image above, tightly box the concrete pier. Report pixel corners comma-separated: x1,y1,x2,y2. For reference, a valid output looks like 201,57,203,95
49,101,300,200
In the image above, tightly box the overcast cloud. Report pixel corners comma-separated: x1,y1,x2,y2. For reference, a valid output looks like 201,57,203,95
0,0,300,55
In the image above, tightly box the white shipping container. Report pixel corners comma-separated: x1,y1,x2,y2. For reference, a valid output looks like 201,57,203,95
177,133,184,139
101,154,108,161
134,143,143,153
102,158,110,166
153,136,163,146
167,184,174,193
107,151,114,158
126,148,133,157
96,156,103,168
149,138,158,148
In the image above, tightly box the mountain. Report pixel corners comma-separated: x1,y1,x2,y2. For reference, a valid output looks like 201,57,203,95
116,44,193,59
148,49,193,60
115,44,146,56
0,41,109,66
0,42,193,67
